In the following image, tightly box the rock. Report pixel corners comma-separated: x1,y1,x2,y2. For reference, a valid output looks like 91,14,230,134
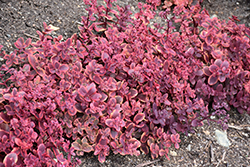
241,132,248,137
210,116,216,119
203,130,210,136
215,129,230,148
169,150,177,156
210,14,218,19
186,144,191,151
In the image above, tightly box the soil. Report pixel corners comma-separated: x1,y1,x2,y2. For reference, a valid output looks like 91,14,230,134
0,0,250,167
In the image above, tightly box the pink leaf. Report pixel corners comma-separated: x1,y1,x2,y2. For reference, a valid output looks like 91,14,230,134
185,47,194,56
82,143,93,152
110,130,118,139
221,60,229,69
25,38,32,47
174,143,179,149
101,52,110,62
129,88,138,99
155,45,165,54
3,153,18,167
209,64,218,73
218,75,226,82
194,69,203,76
98,153,106,163
14,37,24,49
65,38,71,48
133,112,145,124
38,144,46,159
59,64,69,72
110,110,119,119
208,74,218,85
94,23,106,32
56,153,68,164
68,107,77,116
105,119,113,127
205,33,213,45
91,93,102,101
78,87,88,97
14,138,23,146
203,66,212,76
214,59,222,67
93,75,102,84
211,50,222,59
28,54,37,70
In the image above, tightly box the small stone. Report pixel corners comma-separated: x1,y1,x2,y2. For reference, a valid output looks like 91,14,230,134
48,24,60,31
241,132,248,137
186,144,191,151
203,130,210,136
215,129,230,148
210,116,216,119
210,14,218,19
169,150,177,156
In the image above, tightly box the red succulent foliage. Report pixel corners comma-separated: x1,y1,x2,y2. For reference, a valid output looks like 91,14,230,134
14,37,32,52
48,60,69,78
163,0,193,9
71,137,94,156
3,51,19,68
170,134,181,149
145,0,193,9
0,0,250,165
105,110,125,132
2,153,18,167
203,59,231,85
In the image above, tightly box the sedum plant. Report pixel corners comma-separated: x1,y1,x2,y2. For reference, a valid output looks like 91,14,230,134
0,0,249,166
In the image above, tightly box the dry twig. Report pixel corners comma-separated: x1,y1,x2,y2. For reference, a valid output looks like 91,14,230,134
215,151,227,167
228,124,250,131
210,144,215,163
23,32,40,40
75,21,84,26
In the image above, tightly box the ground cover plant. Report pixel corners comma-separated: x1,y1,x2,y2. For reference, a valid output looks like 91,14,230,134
0,0,250,166
146,0,193,9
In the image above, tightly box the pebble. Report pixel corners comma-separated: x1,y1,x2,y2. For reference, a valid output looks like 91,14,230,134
210,116,216,119
203,130,210,136
210,14,218,19
186,144,191,151
169,150,177,156
215,129,230,148
241,132,248,137
6,34,11,38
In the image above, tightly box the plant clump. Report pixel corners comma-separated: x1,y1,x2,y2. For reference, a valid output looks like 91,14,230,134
0,0,250,166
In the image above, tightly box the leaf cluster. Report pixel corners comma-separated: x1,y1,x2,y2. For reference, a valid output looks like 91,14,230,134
0,0,250,166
